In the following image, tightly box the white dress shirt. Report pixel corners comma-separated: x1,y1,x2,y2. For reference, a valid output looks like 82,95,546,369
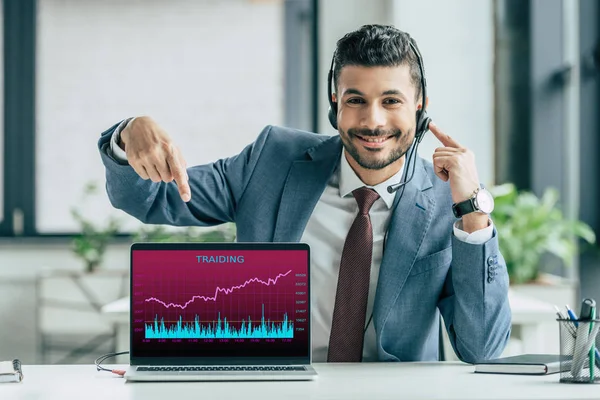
108,120,494,362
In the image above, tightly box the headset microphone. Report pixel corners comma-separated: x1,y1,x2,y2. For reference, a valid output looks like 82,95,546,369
387,179,410,194
385,125,423,194
386,115,430,194
386,146,417,194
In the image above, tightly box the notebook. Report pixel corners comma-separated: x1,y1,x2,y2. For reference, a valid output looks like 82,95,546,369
474,354,573,375
0,359,23,383
124,242,317,381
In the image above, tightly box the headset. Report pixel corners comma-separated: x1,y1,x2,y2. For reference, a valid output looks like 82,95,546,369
326,40,432,195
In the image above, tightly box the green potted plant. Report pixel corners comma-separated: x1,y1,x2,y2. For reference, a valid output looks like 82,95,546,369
133,223,236,243
71,182,122,273
489,183,596,285
71,181,237,273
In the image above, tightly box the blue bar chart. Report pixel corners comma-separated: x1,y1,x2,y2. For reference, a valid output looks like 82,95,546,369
145,304,294,339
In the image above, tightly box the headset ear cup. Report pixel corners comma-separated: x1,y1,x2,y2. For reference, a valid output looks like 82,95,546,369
328,104,338,130
415,111,431,143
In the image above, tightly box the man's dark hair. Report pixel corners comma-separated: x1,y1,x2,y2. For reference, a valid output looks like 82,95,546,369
333,24,423,102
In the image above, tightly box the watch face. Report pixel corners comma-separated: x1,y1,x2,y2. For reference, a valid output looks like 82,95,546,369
475,189,495,214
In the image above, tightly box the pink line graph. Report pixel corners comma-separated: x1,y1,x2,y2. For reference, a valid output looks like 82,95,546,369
144,269,293,309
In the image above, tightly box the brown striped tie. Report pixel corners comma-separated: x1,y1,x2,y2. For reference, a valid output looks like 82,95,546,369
327,187,380,362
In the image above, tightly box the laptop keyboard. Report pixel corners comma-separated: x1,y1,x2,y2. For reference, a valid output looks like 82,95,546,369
138,366,306,372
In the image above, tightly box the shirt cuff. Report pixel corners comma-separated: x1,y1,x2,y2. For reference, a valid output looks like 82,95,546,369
453,217,494,244
109,117,136,162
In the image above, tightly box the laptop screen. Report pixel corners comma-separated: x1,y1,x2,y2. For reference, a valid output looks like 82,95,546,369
130,243,310,364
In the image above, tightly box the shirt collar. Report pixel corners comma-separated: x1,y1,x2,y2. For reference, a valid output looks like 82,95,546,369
338,151,404,209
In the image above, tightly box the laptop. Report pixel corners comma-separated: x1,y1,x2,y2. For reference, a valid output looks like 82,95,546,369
124,242,317,381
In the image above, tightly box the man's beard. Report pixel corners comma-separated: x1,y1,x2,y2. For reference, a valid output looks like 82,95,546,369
340,127,413,170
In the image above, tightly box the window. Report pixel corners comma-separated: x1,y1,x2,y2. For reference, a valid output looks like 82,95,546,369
36,0,284,233
1,0,317,237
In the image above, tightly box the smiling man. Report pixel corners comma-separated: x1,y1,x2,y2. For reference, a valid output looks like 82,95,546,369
98,24,511,363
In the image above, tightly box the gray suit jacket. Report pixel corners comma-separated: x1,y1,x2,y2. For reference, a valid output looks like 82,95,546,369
98,123,511,363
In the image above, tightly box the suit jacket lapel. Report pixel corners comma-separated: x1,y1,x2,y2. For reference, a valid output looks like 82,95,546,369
272,136,342,242
373,155,435,333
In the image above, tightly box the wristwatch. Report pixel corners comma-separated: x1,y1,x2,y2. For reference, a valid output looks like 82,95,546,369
451,186,494,218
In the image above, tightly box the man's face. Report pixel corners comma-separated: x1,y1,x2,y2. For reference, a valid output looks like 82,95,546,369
335,65,419,171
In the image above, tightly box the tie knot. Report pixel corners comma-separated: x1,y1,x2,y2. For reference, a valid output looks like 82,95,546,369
352,187,380,215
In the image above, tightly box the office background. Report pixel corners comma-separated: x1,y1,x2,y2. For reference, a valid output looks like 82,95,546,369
0,0,598,364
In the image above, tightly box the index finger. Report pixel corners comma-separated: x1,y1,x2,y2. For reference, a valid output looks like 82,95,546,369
167,152,191,202
428,121,462,148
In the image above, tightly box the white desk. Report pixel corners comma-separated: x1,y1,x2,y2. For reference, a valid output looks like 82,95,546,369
102,289,558,358
2,363,599,400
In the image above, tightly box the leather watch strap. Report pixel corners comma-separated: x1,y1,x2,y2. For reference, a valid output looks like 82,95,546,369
452,198,476,218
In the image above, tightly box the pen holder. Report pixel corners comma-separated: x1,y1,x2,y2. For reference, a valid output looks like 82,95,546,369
557,318,600,383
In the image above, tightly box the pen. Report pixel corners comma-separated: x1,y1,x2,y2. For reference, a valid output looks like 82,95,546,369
555,305,577,337
579,299,597,381
589,305,596,381
566,304,579,327
564,304,600,370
